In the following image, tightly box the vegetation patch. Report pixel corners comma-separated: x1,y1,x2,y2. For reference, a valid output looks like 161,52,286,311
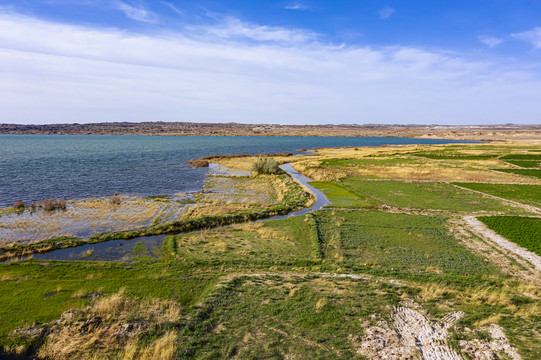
492,168,541,179
454,183,541,208
8,289,181,359
334,180,522,213
478,216,541,256
410,151,497,160
503,160,541,168
309,181,376,208
163,215,319,266
500,154,541,160
316,210,499,276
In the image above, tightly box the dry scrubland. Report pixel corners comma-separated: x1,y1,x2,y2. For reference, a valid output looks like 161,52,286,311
1,139,541,359
2,122,541,141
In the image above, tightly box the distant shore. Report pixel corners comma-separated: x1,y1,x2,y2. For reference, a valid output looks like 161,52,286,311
1,122,540,141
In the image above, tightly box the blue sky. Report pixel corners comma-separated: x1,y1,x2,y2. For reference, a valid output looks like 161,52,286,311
0,0,540,124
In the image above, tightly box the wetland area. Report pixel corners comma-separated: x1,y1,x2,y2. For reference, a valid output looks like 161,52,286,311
1,135,541,359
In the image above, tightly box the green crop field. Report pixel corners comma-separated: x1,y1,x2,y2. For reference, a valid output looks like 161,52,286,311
478,216,541,256
454,183,541,208
500,154,541,160
492,168,541,179
312,179,524,213
502,160,541,168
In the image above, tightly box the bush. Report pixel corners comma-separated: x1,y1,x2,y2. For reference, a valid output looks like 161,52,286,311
110,192,121,205
41,199,67,211
252,157,280,175
42,199,56,211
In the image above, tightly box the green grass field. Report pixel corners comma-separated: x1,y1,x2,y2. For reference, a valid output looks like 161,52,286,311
0,261,217,346
454,183,541,208
316,210,498,276
309,181,376,208
163,215,319,265
503,160,541,168
500,154,541,160
478,216,541,256
493,168,541,179
312,179,525,213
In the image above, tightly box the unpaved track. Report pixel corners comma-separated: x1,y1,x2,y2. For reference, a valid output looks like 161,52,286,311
464,216,541,273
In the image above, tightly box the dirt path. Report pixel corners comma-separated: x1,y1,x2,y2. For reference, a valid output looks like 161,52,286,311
463,216,541,273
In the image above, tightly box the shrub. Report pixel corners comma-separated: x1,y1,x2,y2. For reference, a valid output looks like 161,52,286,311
42,199,56,211
110,192,121,205
13,200,24,209
252,157,280,175
57,199,67,210
38,199,67,211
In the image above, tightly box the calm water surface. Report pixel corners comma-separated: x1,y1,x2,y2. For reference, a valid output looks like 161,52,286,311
0,135,475,208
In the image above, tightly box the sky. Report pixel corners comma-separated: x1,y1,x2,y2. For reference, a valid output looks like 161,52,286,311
0,1,540,125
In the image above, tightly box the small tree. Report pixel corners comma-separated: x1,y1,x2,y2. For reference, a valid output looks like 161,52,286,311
252,157,280,175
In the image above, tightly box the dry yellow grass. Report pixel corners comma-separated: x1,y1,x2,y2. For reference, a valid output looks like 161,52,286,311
34,290,182,360
136,331,178,360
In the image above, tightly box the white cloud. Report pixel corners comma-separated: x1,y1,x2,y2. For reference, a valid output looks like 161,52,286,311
0,13,540,125
160,1,183,16
187,16,317,44
512,27,541,49
378,6,395,20
478,35,503,48
113,1,158,23
284,2,310,11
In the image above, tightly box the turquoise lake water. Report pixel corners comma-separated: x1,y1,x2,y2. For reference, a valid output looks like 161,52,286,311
0,135,476,208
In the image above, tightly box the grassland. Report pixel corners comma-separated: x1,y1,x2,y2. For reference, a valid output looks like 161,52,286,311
1,141,541,359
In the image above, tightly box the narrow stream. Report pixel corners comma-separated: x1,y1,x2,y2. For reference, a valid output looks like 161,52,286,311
4,163,330,263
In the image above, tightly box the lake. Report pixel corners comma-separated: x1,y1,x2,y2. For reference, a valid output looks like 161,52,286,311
0,135,475,208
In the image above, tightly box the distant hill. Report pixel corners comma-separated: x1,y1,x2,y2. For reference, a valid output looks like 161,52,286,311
1,122,540,140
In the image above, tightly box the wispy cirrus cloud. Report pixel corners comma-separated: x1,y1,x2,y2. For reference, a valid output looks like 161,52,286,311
160,1,183,16
378,6,395,20
187,16,318,44
478,35,504,48
284,2,311,11
0,12,540,125
512,27,541,49
113,1,158,23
